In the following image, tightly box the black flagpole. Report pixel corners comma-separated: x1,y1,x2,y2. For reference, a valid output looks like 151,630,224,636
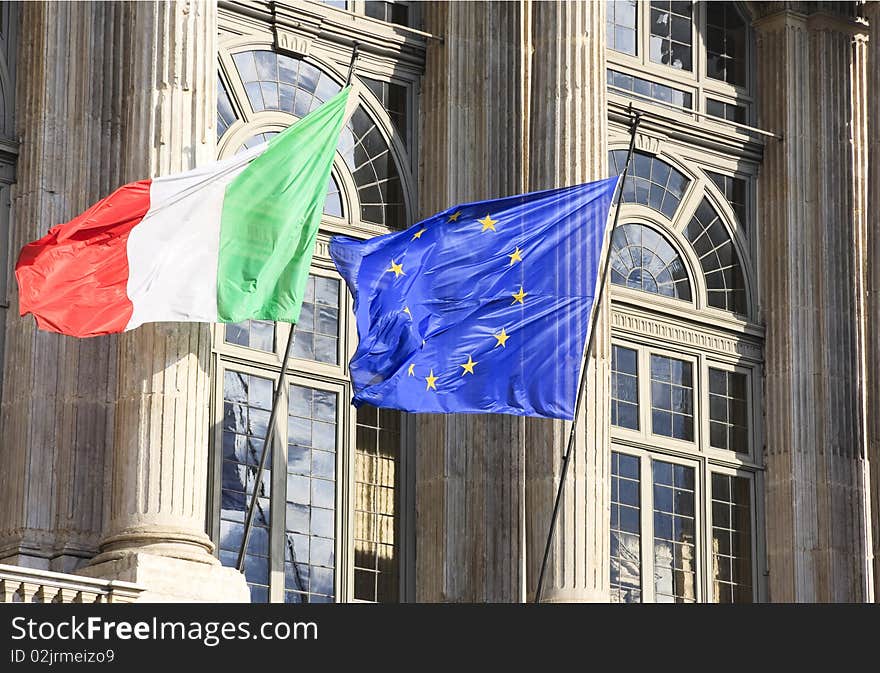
533,108,642,603
237,44,362,575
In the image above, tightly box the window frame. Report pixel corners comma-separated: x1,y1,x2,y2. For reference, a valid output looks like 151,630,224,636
209,23,420,602
610,445,762,603
606,1,755,125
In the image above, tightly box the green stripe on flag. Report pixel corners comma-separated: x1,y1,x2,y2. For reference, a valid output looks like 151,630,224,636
217,86,351,323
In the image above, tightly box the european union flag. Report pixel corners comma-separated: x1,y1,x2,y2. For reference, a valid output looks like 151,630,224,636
329,176,620,420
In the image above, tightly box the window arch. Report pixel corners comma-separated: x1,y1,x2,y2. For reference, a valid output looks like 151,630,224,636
684,198,746,313
219,49,408,228
610,223,692,301
610,149,690,219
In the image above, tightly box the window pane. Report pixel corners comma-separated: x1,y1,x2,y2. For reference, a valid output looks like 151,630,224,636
711,473,753,603
607,1,638,56
611,452,642,603
606,68,693,110
708,368,749,452
218,371,275,599
354,403,401,602
650,355,694,441
649,1,692,71
285,384,338,603
652,460,696,602
291,275,340,365
684,198,747,313
611,345,640,430
706,2,747,86
610,223,692,301
224,319,275,352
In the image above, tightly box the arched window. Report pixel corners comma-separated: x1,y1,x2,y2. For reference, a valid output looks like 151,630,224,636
222,49,405,228
684,198,746,313
610,223,692,301
211,41,415,605
606,141,760,605
610,150,689,219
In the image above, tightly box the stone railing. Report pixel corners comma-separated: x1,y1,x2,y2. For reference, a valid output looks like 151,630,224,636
0,564,144,603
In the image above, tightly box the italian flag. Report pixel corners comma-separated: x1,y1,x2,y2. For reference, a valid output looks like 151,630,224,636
16,87,351,338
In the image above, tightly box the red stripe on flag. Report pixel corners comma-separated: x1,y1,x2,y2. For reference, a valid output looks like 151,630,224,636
15,179,152,337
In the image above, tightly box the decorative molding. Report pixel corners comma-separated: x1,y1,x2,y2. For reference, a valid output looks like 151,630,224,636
274,26,312,57
611,309,763,362
635,132,663,156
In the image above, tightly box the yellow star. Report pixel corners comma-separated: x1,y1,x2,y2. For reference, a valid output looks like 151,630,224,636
447,210,462,222
403,306,412,318
387,259,404,278
460,355,477,376
407,363,415,376
478,214,497,232
411,228,426,240
494,328,510,348
508,246,524,265
511,286,527,304
425,369,438,390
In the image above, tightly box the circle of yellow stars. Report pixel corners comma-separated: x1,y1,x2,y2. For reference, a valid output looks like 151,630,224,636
385,207,527,393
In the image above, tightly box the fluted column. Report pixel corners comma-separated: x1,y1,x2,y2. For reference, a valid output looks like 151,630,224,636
754,8,871,601
524,0,609,603
864,1,880,600
0,1,123,572
78,0,247,602
416,0,529,602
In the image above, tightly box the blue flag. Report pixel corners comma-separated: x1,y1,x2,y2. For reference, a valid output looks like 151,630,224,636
329,176,620,420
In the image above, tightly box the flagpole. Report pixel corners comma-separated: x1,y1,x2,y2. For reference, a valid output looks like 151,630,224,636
237,44,361,576
237,326,297,573
533,108,642,603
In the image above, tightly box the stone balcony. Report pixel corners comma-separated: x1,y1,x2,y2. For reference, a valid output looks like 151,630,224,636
0,563,144,603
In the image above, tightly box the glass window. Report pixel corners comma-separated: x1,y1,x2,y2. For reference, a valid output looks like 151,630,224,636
228,50,406,227
364,1,409,26
607,0,638,56
219,371,274,602
649,1,693,71
612,345,640,430
711,473,753,602
285,384,338,603
225,320,275,352
652,459,697,602
650,354,694,441
611,452,642,602
606,68,692,109
706,2,746,87
609,149,690,219
292,275,341,365
610,223,692,301
217,76,236,140
706,98,746,124
708,369,748,452
706,170,747,232
684,198,747,314
359,75,408,144
354,404,400,602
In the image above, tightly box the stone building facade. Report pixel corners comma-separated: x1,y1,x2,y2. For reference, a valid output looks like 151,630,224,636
0,0,876,603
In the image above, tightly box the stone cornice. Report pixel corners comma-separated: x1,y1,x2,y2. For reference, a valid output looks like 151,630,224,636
611,306,764,364
219,0,427,70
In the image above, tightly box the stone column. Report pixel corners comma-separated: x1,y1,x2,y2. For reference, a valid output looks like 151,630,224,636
524,0,610,602
754,7,871,601
415,0,530,602
864,0,880,601
78,0,248,602
0,1,122,572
